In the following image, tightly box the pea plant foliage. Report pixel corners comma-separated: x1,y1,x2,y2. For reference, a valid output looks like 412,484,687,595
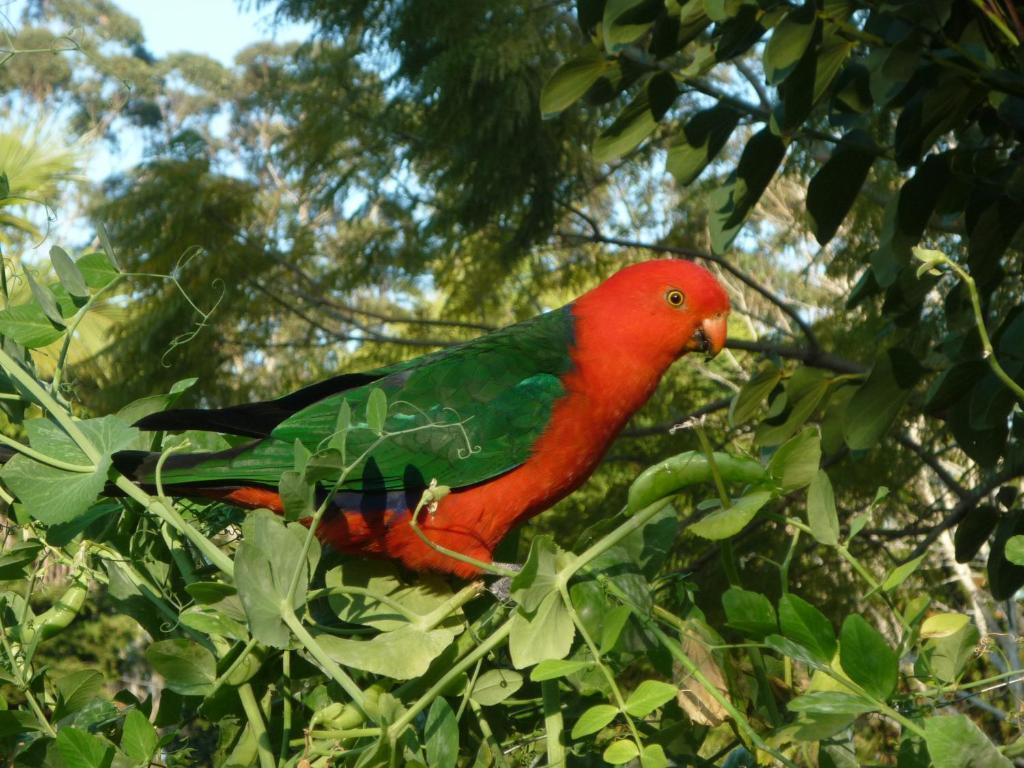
0,241,1016,768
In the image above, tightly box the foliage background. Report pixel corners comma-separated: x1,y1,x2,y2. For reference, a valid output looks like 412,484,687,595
0,0,1022,766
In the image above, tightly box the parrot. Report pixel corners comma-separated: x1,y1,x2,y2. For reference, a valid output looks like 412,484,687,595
113,259,730,577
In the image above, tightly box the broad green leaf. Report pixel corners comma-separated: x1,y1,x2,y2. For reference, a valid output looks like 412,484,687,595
787,691,877,716
599,604,632,653
278,469,314,522
954,505,999,563
624,679,678,717
843,349,916,451
807,130,877,245
327,560,460,631
55,669,104,720
593,75,676,163
508,591,575,669
722,586,777,639
883,555,925,591
767,428,821,492
185,581,237,604
366,388,387,435
121,709,159,764
920,613,970,639
689,490,771,540
235,509,320,648
603,0,656,52
917,622,979,684
1006,535,1024,566
779,594,836,663
603,739,640,764
839,615,897,700
424,697,459,768
641,744,670,768
50,245,89,298
510,535,574,612
0,301,65,347
329,398,351,456
76,251,120,290
530,658,592,681
180,605,249,641
987,510,1024,600
56,727,114,768
1,416,138,525
729,362,782,426
755,367,830,447
24,268,64,326
571,703,618,738
0,540,43,580
708,128,787,252
145,639,216,696
924,714,1012,768
470,669,523,706
317,624,458,680
807,470,839,546
540,49,607,116
667,105,743,186
764,6,815,84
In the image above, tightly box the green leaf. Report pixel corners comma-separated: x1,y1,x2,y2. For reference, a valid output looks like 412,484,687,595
599,604,632,653
24,268,65,326
987,510,1024,600
0,540,42,580
329,398,351,456
316,624,458,680
768,427,822,492
50,245,89,298
509,591,575,669
779,593,836,663
729,362,782,426
469,669,523,706
882,555,925,592
755,367,830,447
55,669,104,720
0,301,65,347
180,605,249,641
924,714,1012,768
787,691,877,716
604,739,640,764
602,0,657,52
954,505,999,563
366,388,387,435
235,509,320,648
121,709,159,763
1006,535,1024,566
807,130,876,245
807,470,839,546
278,469,314,522
1,416,138,525
839,615,897,700
624,679,678,717
530,658,592,681
843,349,916,451
689,490,771,540
917,622,980,684
185,581,237,604
510,535,572,612
920,613,970,640
424,697,459,768
763,6,815,84
145,639,216,696
641,744,670,768
76,250,120,290
96,222,121,271
593,77,672,163
571,703,618,738
667,105,743,186
708,128,787,252
56,727,114,768
722,586,777,639
540,49,607,116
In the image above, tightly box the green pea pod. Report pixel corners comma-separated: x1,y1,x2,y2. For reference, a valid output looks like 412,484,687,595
330,681,387,730
20,571,89,646
627,451,772,513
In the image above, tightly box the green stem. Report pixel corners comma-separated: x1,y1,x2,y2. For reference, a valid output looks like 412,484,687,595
469,699,511,768
0,432,95,472
408,492,516,577
113,476,235,577
209,637,259,696
541,679,566,767
279,651,292,768
282,609,368,717
51,276,123,393
388,617,514,740
290,728,382,745
238,683,276,768
563,500,670,581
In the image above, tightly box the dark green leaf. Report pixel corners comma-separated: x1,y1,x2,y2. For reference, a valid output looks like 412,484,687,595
767,427,821,492
145,639,216,696
278,469,314,522
843,349,915,451
602,0,659,52
722,586,778,639
667,105,743,186
0,540,42,580
689,490,771,540
779,593,836,663
763,6,815,84
807,130,876,245
56,727,114,768
987,510,1024,600
839,615,897,700
954,505,999,563
807,469,839,546
121,709,159,764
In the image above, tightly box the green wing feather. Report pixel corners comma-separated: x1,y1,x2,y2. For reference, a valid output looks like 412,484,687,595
156,306,576,491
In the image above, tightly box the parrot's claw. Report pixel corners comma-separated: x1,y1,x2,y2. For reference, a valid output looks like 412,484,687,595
488,562,523,602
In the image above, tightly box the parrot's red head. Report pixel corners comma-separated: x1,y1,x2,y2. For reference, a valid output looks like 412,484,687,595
574,259,730,368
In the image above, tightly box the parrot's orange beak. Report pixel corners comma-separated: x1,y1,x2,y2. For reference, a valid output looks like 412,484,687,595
688,313,728,358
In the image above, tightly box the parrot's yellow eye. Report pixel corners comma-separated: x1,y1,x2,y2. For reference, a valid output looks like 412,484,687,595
665,289,685,308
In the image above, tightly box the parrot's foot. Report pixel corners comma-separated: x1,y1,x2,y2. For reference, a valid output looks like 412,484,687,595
488,562,523,602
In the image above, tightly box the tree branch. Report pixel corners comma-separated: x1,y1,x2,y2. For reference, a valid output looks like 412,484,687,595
725,339,865,374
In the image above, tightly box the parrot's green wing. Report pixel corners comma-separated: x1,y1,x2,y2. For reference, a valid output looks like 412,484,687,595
156,306,576,492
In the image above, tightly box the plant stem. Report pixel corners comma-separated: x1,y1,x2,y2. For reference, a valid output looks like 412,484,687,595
408,491,516,577
279,651,292,768
238,682,277,768
282,609,368,717
0,432,95,472
541,679,566,767
563,500,670,581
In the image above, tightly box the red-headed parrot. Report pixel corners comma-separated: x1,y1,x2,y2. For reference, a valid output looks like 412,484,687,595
115,259,730,577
